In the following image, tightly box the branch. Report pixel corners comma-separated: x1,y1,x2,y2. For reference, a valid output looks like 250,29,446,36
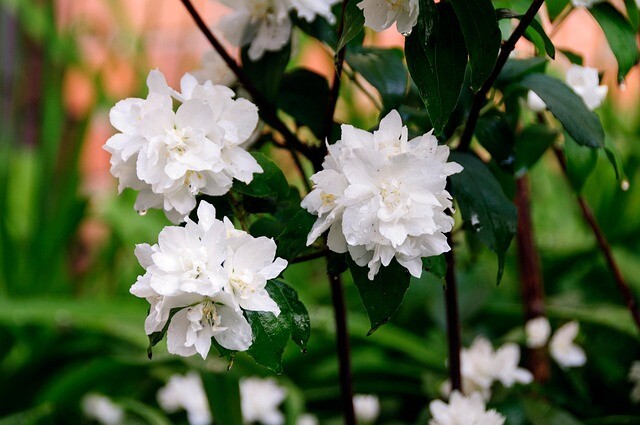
179,0,319,166
458,0,546,151
444,232,462,392
553,147,640,332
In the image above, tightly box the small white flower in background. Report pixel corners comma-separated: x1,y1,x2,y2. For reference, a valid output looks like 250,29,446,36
628,361,640,403
565,64,608,110
526,91,547,112
302,110,462,280
130,201,287,358
442,336,532,401
104,69,261,223
296,413,319,425
357,0,419,34
353,394,380,423
240,377,287,425
571,0,603,7
81,393,124,425
550,321,587,368
217,0,338,61
191,50,236,87
525,316,551,348
429,391,505,425
157,372,212,425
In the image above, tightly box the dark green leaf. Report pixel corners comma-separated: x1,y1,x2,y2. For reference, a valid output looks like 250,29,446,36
246,308,291,373
147,307,181,359
603,138,629,185
497,57,547,85
201,372,243,425
451,0,501,90
275,209,316,261
625,0,639,30
527,18,556,59
475,111,515,173
232,153,289,201
450,153,517,283
250,216,285,239
590,3,639,83
523,398,585,425
346,47,408,110
560,49,584,65
546,0,569,21
348,258,411,335
405,0,467,134
515,124,560,174
519,73,605,148
241,43,291,102
266,280,311,350
564,132,598,193
278,69,330,137
336,1,365,51
422,254,447,279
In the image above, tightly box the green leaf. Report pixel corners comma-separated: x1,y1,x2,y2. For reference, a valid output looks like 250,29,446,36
201,372,243,425
275,209,317,261
119,398,172,425
498,10,555,59
475,111,515,173
450,153,517,283
147,307,181,359
278,69,330,137
546,0,569,21
346,47,408,110
422,254,447,279
0,404,54,425
523,398,586,425
336,1,365,52
564,132,598,193
232,153,289,201
589,3,639,83
246,307,291,373
624,0,639,30
603,138,629,185
348,258,411,335
519,73,605,148
267,280,311,350
560,49,584,65
241,43,291,102
451,0,501,90
497,57,547,85
527,18,556,59
405,0,467,134
515,124,560,174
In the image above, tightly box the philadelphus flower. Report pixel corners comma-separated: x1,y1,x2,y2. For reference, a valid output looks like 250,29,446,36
191,50,236,87
628,361,640,403
130,201,287,358
296,414,319,425
81,393,124,425
157,372,212,425
549,321,587,368
217,0,339,61
525,316,552,348
429,391,505,425
357,0,419,34
526,91,547,113
442,336,533,401
240,377,287,425
104,69,261,223
302,110,462,280
353,394,381,423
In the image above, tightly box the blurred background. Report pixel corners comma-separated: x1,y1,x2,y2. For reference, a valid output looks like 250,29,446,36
1,0,639,424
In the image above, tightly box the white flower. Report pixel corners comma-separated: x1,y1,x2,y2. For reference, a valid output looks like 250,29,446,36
81,393,124,425
302,110,462,280
157,372,212,425
571,0,603,7
526,91,547,112
104,69,261,223
218,0,338,61
240,377,287,425
296,414,319,425
549,321,586,368
191,50,236,87
353,394,380,423
565,65,608,110
629,361,640,403
130,201,287,358
525,316,551,348
357,0,419,34
429,391,505,425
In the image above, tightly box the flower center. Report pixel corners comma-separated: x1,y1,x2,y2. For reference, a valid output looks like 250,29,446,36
320,192,336,207
201,301,222,329
380,179,404,210
229,271,256,299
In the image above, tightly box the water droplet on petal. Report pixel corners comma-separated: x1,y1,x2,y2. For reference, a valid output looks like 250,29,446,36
401,30,412,36
619,80,627,91
621,179,630,191
138,209,148,216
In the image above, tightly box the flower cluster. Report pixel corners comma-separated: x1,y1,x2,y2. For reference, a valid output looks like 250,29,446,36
527,64,608,112
629,361,640,403
240,377,287,425
357,0,419,34
104,69,262,223
130,201,287,358
158,372,212,425
525,318,587,368
442,336,533,401
302,110,462,280
353,394,381,424
429,391,505,425
81,393,124,425
217,0,340,61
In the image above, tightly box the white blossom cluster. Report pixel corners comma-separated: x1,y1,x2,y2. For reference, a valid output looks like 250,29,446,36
429,391,505,425
158,372,212,425
353,394,381,423
442,336,533,401
81,393,125,425
357,0,419,34
104,69,262,223
240,377,287,425
525,318,587,368
217,0,340,61
527,64,608,112
302,110,462,280
131,201,287,358
629,361,640,403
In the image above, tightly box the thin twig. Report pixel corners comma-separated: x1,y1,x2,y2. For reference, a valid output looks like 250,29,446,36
444,232,462,392
458,0,546,152
290,248,329,264
179,0,319,167
343,66,384,111
553,147,640,332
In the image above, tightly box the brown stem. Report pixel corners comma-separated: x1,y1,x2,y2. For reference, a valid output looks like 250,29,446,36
444,233,462,392
328,270,357,425
458,0,546,152
553,147,640,332
515,175,550,382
